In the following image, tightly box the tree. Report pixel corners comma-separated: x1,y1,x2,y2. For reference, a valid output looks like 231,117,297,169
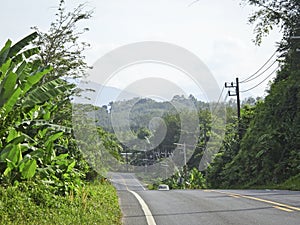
0,0,95,195
0,33,87,194
244,0,300,46
32,0,93,83
206,0,300,188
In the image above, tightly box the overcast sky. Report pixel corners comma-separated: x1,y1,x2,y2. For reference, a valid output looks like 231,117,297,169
1,0,282,102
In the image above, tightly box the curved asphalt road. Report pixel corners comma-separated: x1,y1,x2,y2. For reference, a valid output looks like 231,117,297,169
109,172,300,225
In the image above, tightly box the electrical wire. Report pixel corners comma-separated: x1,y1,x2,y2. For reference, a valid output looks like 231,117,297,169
210,86,226,118
211,86,225,112
240,66,279,93
211,92,229,126
240,51,277,83
240,60,278,83
188,0,199,7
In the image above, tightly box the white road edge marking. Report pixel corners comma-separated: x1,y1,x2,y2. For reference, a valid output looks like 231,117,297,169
129,190,157,225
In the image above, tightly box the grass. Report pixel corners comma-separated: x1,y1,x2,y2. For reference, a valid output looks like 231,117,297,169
0,181,122,225
276,174,300,191
240,174,300,191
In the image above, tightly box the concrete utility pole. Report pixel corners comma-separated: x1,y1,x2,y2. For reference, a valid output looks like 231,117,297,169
121,152,132,172
225,78,241,141
174,142,187,186
174,142,187,167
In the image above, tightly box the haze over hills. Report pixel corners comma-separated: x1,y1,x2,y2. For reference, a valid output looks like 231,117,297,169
73,80,212,107
73,81,139,106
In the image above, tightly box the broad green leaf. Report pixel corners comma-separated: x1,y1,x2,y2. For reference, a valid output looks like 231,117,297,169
12,47,40,64
0,144,22,165
3,165,13,176
0,71,18,107
22,47,40,59
15,61,27,77
0,145,13,162
45,131,63,147
55,153,68,160
1,87,22,117
29,149,44,159
43,111,51,120
38,127,49,139
23,78,72,108
20,159,37,179
67,160,76,173
8,32,38,58
9,134,30,146
7,128,19,143
0,58,12,80
22,65,52,94
0,39,12,66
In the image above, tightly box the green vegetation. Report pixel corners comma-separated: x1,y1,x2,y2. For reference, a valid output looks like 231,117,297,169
94,0,300,191
149,167,206,190
1,1,299,224
0,180,122,225
240,174,300,191
207,0,300,190
0,1,122,224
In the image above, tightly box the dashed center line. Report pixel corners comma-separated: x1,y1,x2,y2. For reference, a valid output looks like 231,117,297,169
273,206,294,212
207,190,300,212
229,194,241,198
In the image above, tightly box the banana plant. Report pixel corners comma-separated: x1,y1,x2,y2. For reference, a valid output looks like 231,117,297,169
0,33,78,189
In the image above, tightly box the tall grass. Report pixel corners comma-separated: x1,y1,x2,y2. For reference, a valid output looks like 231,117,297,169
0,181,122,225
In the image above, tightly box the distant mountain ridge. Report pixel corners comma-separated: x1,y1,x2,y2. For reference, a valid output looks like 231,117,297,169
73,81,139,106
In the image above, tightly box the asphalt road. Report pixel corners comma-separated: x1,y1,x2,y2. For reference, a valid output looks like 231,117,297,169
109,173,300,225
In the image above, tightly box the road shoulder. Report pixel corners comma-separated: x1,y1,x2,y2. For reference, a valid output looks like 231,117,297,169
118,190,148,225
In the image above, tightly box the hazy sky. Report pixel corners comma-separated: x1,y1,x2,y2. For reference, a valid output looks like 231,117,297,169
1,0,282,102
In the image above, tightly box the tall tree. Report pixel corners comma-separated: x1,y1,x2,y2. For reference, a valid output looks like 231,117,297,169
245,0,300,45
32,0,93,83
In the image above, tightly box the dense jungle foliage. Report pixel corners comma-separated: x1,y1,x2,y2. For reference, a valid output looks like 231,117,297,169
0,1,122,224
207,0,300,189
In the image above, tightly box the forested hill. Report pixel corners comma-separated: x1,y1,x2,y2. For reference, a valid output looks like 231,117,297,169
207,0,300,189
94,95,210,133
91,47,300,190
207,55,300,189
82,0,300,190
90,68,299,189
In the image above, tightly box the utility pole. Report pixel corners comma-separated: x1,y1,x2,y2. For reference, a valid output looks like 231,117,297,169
174,142,187,187
203,123,207,147
183,142,186,166
225,77,241,141
174,142,187,167
121,152,132,172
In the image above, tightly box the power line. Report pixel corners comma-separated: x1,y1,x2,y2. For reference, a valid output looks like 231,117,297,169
188,0,199,7
211,92,229,126
211,86,225,114
240,60,278,84
240,66,279,93
240,51,277,83
211,87,225,124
